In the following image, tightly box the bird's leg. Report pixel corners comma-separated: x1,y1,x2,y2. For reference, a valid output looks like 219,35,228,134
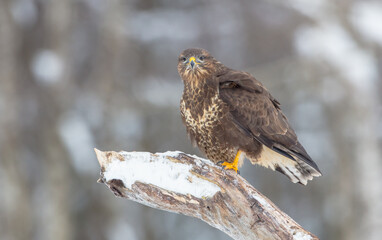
221,150,241,173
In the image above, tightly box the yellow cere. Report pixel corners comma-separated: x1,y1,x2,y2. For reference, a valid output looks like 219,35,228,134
188,57,200,65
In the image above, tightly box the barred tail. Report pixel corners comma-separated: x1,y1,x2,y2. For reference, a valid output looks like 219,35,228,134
250,145,322,185
274,159,321,185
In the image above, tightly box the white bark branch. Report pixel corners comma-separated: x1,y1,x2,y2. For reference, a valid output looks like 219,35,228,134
94,148,318,240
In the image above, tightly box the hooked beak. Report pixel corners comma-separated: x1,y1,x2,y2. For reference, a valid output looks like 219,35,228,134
189,57,197,69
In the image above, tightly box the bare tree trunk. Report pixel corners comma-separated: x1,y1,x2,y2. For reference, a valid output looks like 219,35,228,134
95,149,318,240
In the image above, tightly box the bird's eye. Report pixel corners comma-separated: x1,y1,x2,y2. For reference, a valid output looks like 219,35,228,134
181,57,187,62
199,56,205,61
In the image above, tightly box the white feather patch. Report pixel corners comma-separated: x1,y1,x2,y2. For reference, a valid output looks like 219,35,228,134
247,145,318,185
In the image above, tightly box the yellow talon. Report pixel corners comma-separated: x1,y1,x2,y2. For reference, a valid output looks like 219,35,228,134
222,150,241,173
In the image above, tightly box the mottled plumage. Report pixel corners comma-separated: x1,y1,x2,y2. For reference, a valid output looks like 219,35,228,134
178,48,321,185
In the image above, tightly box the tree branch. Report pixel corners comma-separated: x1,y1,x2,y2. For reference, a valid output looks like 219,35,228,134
94,148,318,240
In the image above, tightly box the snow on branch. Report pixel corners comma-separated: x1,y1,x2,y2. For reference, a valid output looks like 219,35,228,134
94,149,319,240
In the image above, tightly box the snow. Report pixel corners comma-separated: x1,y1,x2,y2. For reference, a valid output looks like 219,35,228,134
350,1,382,45
156,151,184,158
157,151,215,167
293,231,312,240
103,151,221,198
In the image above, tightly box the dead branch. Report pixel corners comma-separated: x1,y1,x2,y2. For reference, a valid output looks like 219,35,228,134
94,148,318,240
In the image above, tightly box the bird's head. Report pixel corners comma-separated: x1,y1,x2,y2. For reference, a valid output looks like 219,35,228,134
177,48,218,83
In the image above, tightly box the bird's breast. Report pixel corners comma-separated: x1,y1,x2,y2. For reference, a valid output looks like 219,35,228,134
181,92,224,132
181,90,237,163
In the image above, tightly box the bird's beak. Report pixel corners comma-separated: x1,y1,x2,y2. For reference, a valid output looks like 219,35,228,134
189,57,197,69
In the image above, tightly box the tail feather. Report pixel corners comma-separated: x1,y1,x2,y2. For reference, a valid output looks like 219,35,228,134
249,145,321,185
275,160,321,185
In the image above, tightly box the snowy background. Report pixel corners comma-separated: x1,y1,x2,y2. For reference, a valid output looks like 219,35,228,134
0,0,381,240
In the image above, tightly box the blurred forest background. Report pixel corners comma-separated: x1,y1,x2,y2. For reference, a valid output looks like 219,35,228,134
1,0,381,240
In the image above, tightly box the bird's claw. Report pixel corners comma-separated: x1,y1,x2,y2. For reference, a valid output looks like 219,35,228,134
218,161,240,174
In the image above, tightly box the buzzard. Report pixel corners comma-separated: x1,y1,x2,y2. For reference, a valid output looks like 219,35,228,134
177,48,321,185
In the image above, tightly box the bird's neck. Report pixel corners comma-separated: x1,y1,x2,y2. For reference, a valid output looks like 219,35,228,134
183,76,216,97
182,77,218,117
182,63,229,105
183,63,228,91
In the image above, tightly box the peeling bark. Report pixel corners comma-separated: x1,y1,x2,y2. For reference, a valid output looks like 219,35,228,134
95,149,318,240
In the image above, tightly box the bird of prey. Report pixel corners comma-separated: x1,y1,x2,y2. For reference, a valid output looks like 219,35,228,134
177,48,321,185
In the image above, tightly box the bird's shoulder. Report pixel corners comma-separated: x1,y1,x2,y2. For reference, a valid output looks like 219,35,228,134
217,69,263,90
216,69,280,109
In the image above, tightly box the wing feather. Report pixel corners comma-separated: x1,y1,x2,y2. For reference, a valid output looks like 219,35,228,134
218,70,321,173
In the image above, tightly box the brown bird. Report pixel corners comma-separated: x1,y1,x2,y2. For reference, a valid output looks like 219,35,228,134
177,48,321,185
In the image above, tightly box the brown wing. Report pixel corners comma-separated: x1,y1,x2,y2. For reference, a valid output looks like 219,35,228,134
218,70,321,173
